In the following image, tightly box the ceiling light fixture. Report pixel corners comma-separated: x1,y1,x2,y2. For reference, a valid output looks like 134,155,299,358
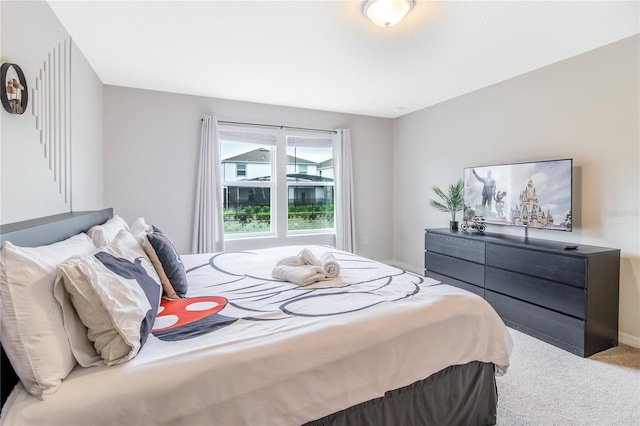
361,0,415,28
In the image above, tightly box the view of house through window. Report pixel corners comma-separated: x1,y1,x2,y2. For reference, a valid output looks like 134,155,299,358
286,135,334,231
220,127,335,236
221,133,275,234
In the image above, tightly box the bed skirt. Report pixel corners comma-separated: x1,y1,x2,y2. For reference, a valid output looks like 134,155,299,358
304,361,497,426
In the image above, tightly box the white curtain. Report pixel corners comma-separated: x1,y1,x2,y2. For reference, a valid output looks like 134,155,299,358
191,116,225,253
334,129,356,253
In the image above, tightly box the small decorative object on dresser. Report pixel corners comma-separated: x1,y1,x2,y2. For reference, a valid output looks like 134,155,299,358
460,216,487,233
429,179,465,231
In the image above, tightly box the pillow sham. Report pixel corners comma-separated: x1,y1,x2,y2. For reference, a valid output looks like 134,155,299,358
57,230,162,366
143,226,188,298
87,215,129,248
0,233,97,400
129,217,151,245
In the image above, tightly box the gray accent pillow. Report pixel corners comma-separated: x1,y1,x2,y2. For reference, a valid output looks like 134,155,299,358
143,226,188,298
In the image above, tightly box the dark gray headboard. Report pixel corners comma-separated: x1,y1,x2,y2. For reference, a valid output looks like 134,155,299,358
0,209,113,247
0,208,113,406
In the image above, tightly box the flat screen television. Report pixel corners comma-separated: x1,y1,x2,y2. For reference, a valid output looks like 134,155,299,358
463,158,572,231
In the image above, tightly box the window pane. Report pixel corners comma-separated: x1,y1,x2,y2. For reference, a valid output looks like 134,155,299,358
288,185,334,231
220,129,274,236
286,137,333,182
286,135,334,231
223,186,271,234
221,140,272,182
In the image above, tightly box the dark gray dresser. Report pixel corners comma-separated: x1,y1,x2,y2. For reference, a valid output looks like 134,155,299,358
424,228,620,357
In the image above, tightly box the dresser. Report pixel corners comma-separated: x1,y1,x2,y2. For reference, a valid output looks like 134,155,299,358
424,228,620,357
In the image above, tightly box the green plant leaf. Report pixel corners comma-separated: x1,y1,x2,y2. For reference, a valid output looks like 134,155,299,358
429,179,465,221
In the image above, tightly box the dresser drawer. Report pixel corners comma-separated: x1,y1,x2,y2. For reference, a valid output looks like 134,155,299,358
486,267,586,319
486,245,586,287
425,232,485,264
425,251,484,287
486,290,585,351
426,270,484,298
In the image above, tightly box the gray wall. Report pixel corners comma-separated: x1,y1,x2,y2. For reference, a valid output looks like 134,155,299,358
103,86,394,262
392,35,640,346
0,1,103,223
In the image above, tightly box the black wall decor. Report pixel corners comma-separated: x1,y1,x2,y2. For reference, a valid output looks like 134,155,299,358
1,63,28,114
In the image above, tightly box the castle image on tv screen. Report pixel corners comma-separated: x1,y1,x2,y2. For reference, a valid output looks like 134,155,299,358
463,159,572,231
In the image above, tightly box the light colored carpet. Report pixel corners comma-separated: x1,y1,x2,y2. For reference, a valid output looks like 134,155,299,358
496,328,640,426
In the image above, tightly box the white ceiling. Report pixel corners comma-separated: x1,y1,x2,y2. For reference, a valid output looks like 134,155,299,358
48,0,639,118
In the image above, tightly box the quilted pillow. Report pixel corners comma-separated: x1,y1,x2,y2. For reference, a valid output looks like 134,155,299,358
0,233,97,400
143,226,188,298
87,215,129,248
57,230,162,366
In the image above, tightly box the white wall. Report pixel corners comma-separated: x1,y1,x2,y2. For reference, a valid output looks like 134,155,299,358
0,1,103,223
69,41,104,212
103,86,394,262
1,1,69,223
392,35,640,346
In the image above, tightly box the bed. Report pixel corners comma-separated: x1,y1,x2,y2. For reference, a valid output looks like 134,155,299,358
0,209,513,425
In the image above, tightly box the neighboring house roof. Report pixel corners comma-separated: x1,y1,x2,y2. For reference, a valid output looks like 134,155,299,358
223,148,316,165
318,158,333,169
286,173,333,182
241,173,333,182
245,173,333,182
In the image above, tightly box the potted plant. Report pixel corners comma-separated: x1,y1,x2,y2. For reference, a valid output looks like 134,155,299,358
429,179,465,230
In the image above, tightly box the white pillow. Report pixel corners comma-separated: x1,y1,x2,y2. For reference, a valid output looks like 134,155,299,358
57,230,162,366
87,215,129,248
129,217,151,245
0,233,97,400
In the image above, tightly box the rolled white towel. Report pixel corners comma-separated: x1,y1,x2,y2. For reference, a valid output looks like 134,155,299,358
320,252,340,278
272,265,328,286
276,255,305,267
298,248,321,266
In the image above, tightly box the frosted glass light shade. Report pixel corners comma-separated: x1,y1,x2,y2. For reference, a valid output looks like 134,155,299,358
361,0,415,28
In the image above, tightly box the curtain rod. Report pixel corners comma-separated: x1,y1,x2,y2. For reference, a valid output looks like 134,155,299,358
201,119,337,134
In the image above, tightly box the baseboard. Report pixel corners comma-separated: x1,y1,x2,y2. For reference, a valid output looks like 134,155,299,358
618,331,640,349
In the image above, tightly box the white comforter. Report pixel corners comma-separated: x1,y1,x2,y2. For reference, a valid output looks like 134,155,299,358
2,245,513,426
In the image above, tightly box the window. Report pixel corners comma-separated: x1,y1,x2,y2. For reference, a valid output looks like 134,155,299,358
219,126,335,239
286,135,334,232
220,130,276,235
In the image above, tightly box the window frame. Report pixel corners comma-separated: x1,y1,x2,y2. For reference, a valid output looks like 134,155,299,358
219,126,277,239
285,131,335,235
219,125,337,245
